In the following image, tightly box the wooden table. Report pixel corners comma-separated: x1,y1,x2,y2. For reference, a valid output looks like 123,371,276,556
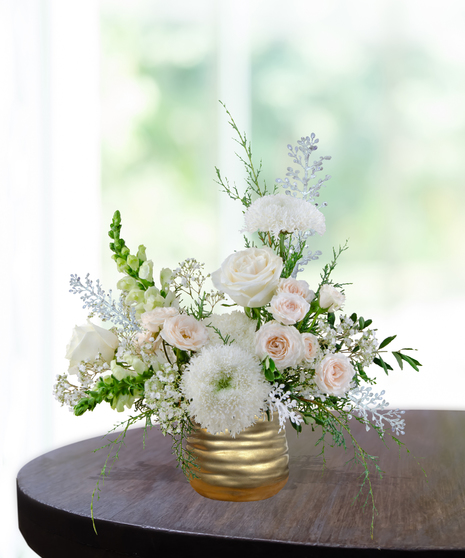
17,410,465,557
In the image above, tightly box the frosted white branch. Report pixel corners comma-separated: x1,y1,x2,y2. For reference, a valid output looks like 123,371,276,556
69,273,141,333
266,383,303,431
347,385,406,436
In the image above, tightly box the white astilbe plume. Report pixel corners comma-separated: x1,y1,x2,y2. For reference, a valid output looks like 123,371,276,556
202,311,257,350
267,383,304,431
241,193,326,237
181,344,269,437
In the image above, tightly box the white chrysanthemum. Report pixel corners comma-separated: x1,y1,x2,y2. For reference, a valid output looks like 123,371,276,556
182,344,269,436
241,193,326,237
202,311,257,351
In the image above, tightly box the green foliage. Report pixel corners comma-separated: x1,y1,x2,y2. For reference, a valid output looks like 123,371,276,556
74,368,153,416
317,241,350,295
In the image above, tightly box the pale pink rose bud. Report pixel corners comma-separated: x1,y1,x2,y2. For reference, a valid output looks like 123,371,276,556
277,278,315,303
314,353,355,396
301,332,319,361
319,284,345,312
140,307,179,333
160,314,209,352
135,331,162,352
269,292,310,325
255,321,304,370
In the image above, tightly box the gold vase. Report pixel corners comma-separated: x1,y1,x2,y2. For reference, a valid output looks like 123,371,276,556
186,414,289,502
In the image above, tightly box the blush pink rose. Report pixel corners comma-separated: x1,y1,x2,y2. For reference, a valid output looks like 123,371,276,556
269,292,310,325
140,307,179,332
160,314,209,352
319,284,345,312
314,353,355,396
301,333,319,361
255,321,304,370
277,278,315,303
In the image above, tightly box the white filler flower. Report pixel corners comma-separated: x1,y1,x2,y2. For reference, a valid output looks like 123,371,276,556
241,193,326,237
182,344,269,436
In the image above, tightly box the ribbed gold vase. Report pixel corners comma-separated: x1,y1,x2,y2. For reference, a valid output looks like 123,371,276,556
186,414,289,502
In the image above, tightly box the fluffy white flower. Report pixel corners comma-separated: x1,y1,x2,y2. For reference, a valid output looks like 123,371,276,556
211,247,283,308
202,311,257,351
255,321,305,370
241,193,326,237
182,344,269,436
319,284,345,312
269,292,310,325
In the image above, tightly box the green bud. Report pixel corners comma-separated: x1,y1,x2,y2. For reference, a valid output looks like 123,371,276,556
127,255,139,272
117,276,138,291
160,267,173,289
111,393,136,413
137,245,147,262
116,258,128,273
125,288,145,305
143,286,164,311
121,246,130,256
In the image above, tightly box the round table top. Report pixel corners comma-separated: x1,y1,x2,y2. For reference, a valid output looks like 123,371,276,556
17,410,465,557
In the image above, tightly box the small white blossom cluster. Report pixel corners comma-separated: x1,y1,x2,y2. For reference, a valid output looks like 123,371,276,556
347,386,406,436
144,364,189,435
266,383,304,431
53,360,110,411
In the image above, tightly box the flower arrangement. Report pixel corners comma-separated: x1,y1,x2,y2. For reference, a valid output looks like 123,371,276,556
54,107,422,535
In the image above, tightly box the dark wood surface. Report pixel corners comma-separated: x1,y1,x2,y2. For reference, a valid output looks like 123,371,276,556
17,410,465,557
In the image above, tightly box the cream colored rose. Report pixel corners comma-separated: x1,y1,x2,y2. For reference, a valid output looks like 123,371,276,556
319,284,345,312
277,278,315,303
269,292,310,325
140,307,179,333
65,321,118,375
314,353,355,396
301,333,319,361
160,314,209,352
255,321,304,370
211,247,283,308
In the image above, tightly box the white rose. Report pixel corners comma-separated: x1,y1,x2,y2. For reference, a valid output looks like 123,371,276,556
269,292,310,325
314,353,355,396
301,333,319,361
211,247,283,308
277,278,315,303
319,284,345,312
65,320,118,375
255,321,304,370
140,307,179,333
160,314,209,352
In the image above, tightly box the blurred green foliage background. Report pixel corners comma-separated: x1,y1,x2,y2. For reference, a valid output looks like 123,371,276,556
99,0,465,408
